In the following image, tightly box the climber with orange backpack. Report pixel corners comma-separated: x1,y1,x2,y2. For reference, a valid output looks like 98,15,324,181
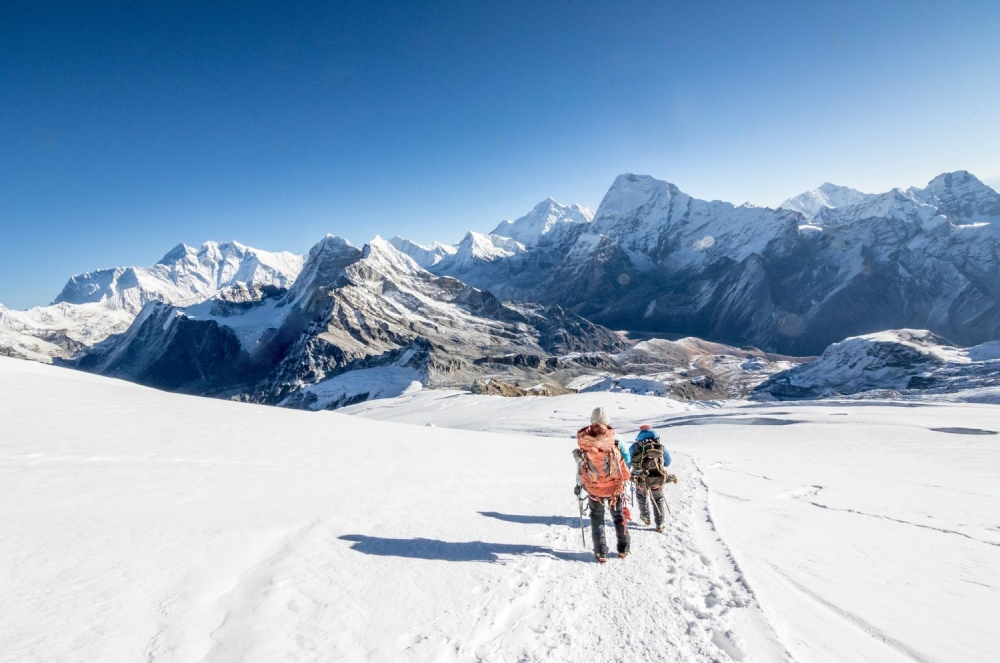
573,407,632,563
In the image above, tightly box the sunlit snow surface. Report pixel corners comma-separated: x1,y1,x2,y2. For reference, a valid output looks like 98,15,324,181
3,357,999,663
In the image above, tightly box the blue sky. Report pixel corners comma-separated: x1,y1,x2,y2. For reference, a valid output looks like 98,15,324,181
1,0,999,308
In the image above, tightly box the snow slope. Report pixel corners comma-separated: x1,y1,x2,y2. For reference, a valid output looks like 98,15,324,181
388,236,457,269
437,231,527,273
5,358,999,662
1,356,785,663
348,391,1000,663
0,301,142,362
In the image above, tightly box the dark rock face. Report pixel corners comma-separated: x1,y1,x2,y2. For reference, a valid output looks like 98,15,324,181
74,304,270,397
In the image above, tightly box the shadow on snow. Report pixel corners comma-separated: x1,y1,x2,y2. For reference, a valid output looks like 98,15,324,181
478,511,586,528
339,535,593,563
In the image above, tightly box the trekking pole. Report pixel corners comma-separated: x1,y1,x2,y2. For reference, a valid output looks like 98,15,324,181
664,476,675,515
572,448,588,548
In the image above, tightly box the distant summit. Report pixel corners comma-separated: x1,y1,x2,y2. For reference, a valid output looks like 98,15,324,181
490,198,593,247
54,240,303,312
780,183,877,221
1,241,303,363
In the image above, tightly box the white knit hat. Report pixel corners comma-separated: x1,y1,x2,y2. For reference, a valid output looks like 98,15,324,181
590,406,610,426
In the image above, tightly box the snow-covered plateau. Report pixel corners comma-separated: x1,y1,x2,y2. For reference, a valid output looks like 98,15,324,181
4,357,999,662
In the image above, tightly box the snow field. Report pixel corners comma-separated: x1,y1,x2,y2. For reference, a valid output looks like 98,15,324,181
1,358,783,662
4,358,999,662
351,393,1000,663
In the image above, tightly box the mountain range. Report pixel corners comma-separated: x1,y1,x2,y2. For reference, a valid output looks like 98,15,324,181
74,236,637,405
0,242,302,362
396,170,1000,355
2,169,998,408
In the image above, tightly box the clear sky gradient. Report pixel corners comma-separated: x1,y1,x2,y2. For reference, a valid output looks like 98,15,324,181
2,0,999,308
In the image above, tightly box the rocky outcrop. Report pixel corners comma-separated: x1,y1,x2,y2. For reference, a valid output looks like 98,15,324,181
754,329,1000,399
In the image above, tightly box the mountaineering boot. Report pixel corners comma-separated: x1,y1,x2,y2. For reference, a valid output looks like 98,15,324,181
590,499,609,557
613,512,629,557
656,526,664,534
596,552,607,563
636,486,651,525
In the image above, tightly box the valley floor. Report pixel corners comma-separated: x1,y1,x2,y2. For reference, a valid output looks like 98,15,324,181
2,358,998,662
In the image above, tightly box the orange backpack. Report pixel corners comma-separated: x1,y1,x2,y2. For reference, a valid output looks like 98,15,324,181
577,424,631,498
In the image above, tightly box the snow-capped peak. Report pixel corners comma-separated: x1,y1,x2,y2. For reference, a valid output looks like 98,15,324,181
3,240,305,362
814,187,945,226
438,231,526,273
281,235,361,310
780,183,877,221
594,173,681,223
490,197,594,246
909,171,1000,222
388,236,457,269
359,236,424,277
53,240,304,313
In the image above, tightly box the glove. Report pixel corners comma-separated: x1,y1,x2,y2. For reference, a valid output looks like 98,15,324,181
574,485,582,497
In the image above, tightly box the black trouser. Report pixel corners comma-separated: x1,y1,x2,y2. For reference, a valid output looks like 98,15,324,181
589,496,629,555
636,483,666,527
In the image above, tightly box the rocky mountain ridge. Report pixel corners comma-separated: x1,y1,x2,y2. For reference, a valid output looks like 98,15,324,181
67,235,802,409
755,329,1000,400
5,168,998,408
404,170,1000,355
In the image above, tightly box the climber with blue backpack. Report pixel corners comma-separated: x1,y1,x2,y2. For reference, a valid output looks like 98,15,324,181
629,425,677,533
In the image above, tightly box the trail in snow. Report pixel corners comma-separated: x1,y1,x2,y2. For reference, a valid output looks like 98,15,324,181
1,358,787,663
326,456,788,663
5,359,1000,662
349,390,1000,663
